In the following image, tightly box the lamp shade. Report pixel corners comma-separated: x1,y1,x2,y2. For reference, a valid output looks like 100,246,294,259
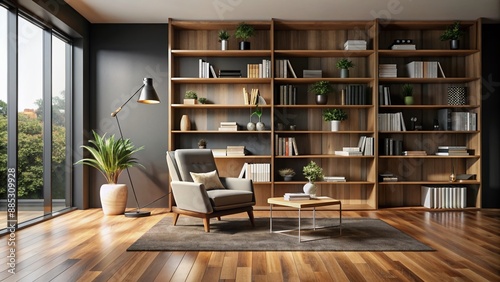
138,78,160,104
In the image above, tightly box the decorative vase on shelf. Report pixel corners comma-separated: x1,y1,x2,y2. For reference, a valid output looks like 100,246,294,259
180,115,191,131
303,181,317,197
340,68,349,78
330,120,340,131
221,39,228,50
256,121,265,131
404,96,414,105
247,122,256,131
450,39,459,50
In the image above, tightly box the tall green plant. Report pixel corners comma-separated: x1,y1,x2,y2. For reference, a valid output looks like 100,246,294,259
75,131,144,184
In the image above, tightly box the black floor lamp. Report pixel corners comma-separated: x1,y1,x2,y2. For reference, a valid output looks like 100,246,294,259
111,78,160,217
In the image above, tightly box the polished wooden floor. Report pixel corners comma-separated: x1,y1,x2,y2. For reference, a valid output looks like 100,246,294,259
0,208,499,281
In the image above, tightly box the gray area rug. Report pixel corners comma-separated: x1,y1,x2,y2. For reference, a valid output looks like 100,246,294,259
128,216,433,252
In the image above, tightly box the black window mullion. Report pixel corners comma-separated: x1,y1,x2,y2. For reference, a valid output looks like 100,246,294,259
42,29,52,214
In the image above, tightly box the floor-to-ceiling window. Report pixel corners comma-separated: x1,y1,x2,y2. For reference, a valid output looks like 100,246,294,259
0,6,73,230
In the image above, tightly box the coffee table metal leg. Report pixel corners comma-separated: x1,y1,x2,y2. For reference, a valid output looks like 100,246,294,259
298,208,301,242
269,204,273,233
313,207,316,230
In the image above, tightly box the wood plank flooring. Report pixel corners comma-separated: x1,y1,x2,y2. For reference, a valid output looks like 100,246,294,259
0,208,499,281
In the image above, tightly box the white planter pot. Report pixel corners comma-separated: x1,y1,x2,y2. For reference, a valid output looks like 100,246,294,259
303,181,317,197
330,120,341,131
100,184,128,215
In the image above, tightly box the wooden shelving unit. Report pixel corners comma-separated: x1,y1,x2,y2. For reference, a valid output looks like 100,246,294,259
168,18,481,211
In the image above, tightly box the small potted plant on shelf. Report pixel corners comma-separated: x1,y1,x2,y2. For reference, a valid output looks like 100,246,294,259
198,139,207,149
336,58,355,78
184,90,198,104
302,161,324,196
440,21,464,50
249,105,265,131
218,29,230,50
279,168,296,181
74,131,143,215
323,108,348,131
235,22,255,50
401,84,414,105
198,97,208,104
310,80,333,105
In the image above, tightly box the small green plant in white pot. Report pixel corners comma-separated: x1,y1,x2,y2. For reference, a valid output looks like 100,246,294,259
302,161,324,196
323,108,348,131
184,90,198,104
218,29,230,50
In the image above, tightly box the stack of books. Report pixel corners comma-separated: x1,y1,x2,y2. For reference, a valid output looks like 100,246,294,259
284,193,311,201
389,39,416,50
335,147,363,156
379,64,397,77
218,69,241,78
344,40,367,50
323,176,346,182
379,173,398,182
404,150,427,156
218,122,238,131
227,145,247,156
211,149,227,157
435,146,469,156
303,70,322,78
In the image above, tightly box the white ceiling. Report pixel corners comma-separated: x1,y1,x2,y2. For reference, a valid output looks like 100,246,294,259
64,0,500,24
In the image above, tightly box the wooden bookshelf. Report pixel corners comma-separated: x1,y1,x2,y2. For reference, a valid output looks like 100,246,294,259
168,18,481,210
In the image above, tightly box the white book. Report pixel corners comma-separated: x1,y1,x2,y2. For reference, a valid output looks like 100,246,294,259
238,163,248,178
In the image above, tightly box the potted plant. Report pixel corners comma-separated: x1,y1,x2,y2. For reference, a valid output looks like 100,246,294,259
401,84,414,105
440,21,464,50
323,108,348,131
279,168,296,181
75,131,143,215
184,90,198,104
198,139,207,149
235,22,255,50
249,105,264,131
336,58,355,78
310,81,333,105
218,29,230,50
302,161,324,196
198,97,208,104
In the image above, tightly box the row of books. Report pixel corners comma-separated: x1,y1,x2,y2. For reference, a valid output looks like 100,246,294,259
343,84,368,105
275,136,299,156
406,61,445,78
247,60,272,78
238,162,270,182
278,84,297,105
218,121,238,131
437,109,477,131
334,136,374,156
199,59,217,78
344,40,367,50
378,85,392,105
378,112,406,131
382,138,403,156
284,193,311,201
275,59,297,78
421,186,467,209
242,88,261,105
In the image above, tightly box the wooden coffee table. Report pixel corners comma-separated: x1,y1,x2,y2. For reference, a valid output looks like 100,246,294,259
267,196,342,242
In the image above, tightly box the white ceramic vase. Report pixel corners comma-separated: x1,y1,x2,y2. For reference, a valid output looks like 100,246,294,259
303,181,317,197
330,120,340,131
100,184,128,215
256,121,265,131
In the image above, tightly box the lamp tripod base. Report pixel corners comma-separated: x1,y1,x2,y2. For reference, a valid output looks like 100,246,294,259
124,210,151,217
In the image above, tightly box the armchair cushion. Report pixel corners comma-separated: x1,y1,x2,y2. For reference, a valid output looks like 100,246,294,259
190,170,225,190
207,189,254,210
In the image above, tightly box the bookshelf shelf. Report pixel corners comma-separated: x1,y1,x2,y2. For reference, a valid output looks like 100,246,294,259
168,18,481,210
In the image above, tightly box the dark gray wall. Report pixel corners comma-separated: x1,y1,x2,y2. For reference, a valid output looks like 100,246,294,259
90,24,169,208
481,23,500,208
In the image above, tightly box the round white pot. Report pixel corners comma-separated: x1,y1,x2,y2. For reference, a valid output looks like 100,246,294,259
100,184,128,215
330,120,341,131
303,181,317,197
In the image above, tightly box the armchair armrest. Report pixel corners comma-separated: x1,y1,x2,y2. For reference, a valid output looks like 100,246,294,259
220,177,254,193
170,181,213,214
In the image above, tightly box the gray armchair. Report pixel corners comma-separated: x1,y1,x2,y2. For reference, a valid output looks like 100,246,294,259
166,149,255,232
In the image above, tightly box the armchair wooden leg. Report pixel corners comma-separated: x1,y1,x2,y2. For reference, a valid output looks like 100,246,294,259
247,210,255,227
172,213,180,226
203,217,210,232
